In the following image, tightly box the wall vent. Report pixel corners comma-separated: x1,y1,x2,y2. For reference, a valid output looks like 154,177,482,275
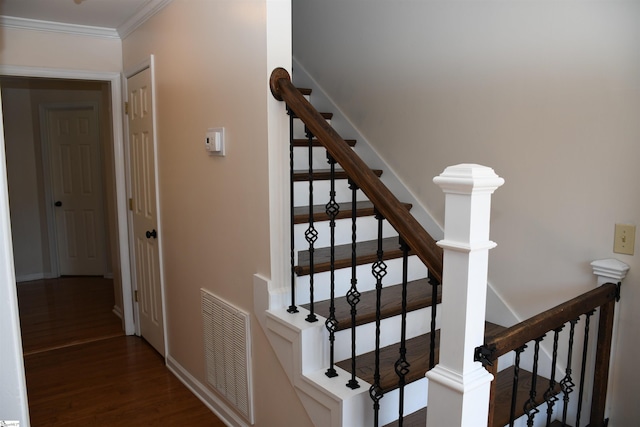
201,288,253,423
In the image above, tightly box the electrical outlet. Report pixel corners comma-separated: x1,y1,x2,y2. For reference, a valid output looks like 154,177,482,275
614,224,635,255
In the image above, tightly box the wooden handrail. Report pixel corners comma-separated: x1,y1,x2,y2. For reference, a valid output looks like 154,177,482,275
270,67,443,283
480,282,619,362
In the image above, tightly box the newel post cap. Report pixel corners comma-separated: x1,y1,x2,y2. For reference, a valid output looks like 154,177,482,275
433,164,505,194
591,258,630,282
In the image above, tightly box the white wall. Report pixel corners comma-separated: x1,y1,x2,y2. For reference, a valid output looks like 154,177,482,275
293,1,640,425
123,1,310,425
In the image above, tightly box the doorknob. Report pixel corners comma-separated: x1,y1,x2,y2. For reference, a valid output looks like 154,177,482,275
54,201,62,207
145,229,157,239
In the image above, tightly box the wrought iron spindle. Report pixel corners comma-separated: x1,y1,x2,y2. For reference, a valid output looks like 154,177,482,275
560,318,579,426
510,345,527,427
325,152,339,378
304,126,318,323
428,270,439,369
369,208,387,426
287,108,298,314
524,336,545,426
576,310,596,427
394,237,411,426
545,326,564,426
346,178,360,389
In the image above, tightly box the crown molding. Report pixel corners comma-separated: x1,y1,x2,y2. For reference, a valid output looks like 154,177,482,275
118,0,173,39
0,0,173,40
0,15,119,39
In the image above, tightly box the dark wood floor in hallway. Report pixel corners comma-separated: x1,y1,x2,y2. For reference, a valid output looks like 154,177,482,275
18,277,227,426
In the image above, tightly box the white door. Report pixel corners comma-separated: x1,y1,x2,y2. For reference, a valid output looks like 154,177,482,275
47,107,105,276
127,67,165,356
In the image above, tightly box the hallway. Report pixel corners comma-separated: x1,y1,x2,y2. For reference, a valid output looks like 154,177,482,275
17,277,226,426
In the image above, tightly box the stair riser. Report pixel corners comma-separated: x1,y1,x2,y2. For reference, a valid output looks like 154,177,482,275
293,216,398,250
293,256,429,306
293,118,330,140
294,180,370,207
376,377,429,427
333,305,439,360
293,146,340,171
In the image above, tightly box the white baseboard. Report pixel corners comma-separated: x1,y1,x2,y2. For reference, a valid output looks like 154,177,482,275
166,355,250,427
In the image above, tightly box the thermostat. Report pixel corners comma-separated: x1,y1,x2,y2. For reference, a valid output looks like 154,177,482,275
205,127,225,156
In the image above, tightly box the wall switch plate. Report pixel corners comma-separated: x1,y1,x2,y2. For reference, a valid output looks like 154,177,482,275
205,127,225,156
614,224,635,255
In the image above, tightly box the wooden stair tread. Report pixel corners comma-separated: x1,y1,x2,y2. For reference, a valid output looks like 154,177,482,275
380,365,563,427
293,168,383,182
295,237,407,276
292,138,357,147
492,365,563,427
336,322,506,394
302,278,440,331
291,111,333,120
382,407,427,427
293,201,412,224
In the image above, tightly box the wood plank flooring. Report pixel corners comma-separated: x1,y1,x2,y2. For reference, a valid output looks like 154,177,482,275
17,277,123,355
18,277,226,426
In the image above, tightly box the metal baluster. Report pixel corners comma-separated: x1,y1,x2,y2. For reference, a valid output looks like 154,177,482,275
346,178,360,389
524,336,545,427
325,152,339,378
428,270,439,369
510,345,527,427
369,208,387,426
560,318,579,426
287,108,298,314
394,237,411,426
304,126,318,323
576,310,596,427
545,326,564,427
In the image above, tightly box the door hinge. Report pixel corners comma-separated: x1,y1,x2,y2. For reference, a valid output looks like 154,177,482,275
124,101,129,115
129,198,133,211
134,290,139,302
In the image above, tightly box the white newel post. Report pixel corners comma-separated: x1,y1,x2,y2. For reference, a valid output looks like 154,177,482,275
426,164,504,427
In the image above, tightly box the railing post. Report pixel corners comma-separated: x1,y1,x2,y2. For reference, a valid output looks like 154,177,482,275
589,258,629,425
426,164,504,427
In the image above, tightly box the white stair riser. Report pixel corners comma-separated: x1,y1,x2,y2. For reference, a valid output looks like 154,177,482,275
293,145,338,171
333,305,440,360
294,180,370,207
294,216,398,249
293,118,331,140
377,377,429,426
294,256,429,306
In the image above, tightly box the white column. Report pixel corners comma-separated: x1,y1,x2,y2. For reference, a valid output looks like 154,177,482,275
426,164,504,427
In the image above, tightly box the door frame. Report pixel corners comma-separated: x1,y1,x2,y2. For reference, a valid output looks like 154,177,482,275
0,64,135,335
123,55,168,354
39,102,106,278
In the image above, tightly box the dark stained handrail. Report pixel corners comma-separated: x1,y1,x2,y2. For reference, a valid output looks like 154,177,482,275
480,282,618,361
270,67,443,283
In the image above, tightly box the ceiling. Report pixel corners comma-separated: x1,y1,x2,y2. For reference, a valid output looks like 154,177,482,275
0,0,170,37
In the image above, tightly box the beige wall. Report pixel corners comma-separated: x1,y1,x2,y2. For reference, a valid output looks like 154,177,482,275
0,26,122,72
294,1,640,424
123,1,310,425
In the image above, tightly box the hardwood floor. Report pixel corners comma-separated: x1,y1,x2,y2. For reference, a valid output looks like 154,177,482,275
18,277,226,426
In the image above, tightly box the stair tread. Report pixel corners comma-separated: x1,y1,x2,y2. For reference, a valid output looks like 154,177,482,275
291,111,333,120
302,278,439,331
292,138,357,147
379,364,563,427
380,365,562,427
292,168,383,182
293,201,412,225
295,236,408,276
336,322,505,393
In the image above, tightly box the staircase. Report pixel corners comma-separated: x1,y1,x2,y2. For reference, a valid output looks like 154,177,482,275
259,67,617,427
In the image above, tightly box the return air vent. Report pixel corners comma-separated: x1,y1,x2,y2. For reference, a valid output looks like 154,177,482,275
201,288,253,423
